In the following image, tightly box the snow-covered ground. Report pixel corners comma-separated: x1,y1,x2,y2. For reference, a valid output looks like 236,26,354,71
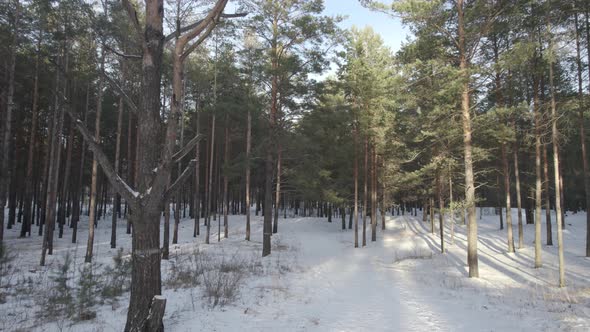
1,208,589,331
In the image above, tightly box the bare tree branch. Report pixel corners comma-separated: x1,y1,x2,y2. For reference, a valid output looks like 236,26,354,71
164,12,247,43
103,43,142,59
163,159,196,201
172,134,203,163
64,109,140,209
101,70,138,114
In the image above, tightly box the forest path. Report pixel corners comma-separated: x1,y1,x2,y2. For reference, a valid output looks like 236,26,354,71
258,215,451,331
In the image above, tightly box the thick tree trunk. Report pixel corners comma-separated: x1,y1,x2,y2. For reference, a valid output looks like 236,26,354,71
125,210,162,331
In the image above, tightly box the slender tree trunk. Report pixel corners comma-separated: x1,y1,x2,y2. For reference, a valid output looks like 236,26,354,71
585,5,590,257
273,145,281,233
457,0,478,277
163,198,170,260
437,170,444,253
245,108,251,241
41,50,66,264
548,27,565,287
574,11,590,256
449,166,455,245
111,91,124,248
543,144,552,246
502,144,515,252
71,84,89,243
354,125,359,248
223,114,229,239
206,115,215,244
194,109,200,237
514,139,524,249
362,137,368,246
85,49,104,264
533,72,542,268
371,143,377,242
0,0,19,243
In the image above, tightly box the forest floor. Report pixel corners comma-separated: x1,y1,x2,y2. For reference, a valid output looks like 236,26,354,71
1,208,589,331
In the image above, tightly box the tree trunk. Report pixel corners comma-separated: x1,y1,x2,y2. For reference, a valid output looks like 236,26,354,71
206,115,215,245
449,166,455,245
437,170,444,253
502,144,515,253
125,210,162,331
41,53,66,265
111,91,124,248
362,137,368,247
194,109,200,237
71,84,90,243
0,0,19,242
21,28,41,238
354,125,359,248
245,108,251,241
514,140,524,249
533,72,542,268
457,0,478,277
223,114,229,239
273,145,281,233
85,49,104,264
548,27,565,287
543,144,552,246
585,5,590,257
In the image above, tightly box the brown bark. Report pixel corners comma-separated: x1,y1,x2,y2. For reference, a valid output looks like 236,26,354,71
548,27,565,287
533,69,542,268
71,84,90,243
0,0,19,242
502,144,515,253
85,48,104,264
543,144,552,246
354,125,359,248
273,144,281,233
574,11,590,256
21,29,41,237
457,0,478,277
362,137,368,247
223,114,229,239
245,108,251,241
194,109,200,237
371,144,377,242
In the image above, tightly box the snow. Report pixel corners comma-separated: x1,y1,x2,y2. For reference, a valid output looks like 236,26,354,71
1,208,589,331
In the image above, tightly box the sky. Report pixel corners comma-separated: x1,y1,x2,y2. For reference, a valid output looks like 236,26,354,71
323,0,410,53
